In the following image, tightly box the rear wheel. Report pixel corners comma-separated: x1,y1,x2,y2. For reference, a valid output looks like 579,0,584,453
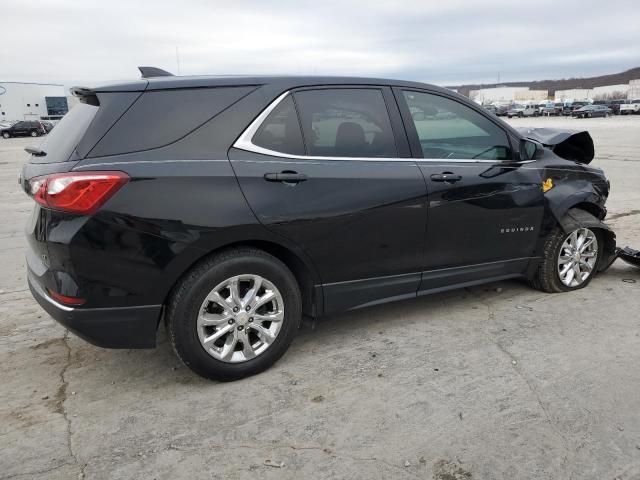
167,248,301,381
530,226,601,293
30,130,38,137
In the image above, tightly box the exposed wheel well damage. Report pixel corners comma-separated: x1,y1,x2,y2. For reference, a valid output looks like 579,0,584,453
558,207,617,272
571,202,606,220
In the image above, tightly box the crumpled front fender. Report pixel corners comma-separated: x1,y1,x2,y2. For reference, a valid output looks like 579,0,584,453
517,127,594,164
558,208,617,272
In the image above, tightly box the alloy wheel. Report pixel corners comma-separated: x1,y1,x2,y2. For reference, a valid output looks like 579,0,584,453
557,228,598,287
197,274,284,363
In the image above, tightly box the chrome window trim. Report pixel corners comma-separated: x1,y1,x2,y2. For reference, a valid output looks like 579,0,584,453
232,90,535,165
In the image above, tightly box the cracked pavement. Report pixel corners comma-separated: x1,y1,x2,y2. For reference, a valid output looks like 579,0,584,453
1,116,640,479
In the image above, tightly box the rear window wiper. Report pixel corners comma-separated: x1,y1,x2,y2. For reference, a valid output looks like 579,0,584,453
25,146,47,157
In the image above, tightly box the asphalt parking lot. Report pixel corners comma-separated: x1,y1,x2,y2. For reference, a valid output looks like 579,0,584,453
1,115,639,480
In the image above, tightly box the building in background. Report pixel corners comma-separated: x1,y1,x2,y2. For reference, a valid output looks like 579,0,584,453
469,86,548,105
629,80,640,100
590,84,629,100
0,82,68,123
554,88,591,102
514,89,548,102
555,82,637,102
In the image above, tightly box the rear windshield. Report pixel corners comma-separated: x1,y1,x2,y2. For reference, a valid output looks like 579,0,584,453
30,104,98,163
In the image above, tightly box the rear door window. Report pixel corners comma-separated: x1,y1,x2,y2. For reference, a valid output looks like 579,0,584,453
401,90,512,160
252,95,305,155
293,88,397,158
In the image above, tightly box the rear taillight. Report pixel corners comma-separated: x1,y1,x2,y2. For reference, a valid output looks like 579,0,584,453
47,289,86,306
29,171,129,215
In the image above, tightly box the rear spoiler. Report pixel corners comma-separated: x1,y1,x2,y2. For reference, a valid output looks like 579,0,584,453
70,86,99,106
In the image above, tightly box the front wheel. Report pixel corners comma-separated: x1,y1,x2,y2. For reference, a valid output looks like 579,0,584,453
530,226,601,293
30,130,38,137
167,248,301,381
2,132,10,139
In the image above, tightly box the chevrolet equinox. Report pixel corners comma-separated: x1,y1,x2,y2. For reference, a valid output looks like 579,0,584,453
21,67,616,380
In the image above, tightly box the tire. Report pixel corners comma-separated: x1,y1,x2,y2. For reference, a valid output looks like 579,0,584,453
587,113,592,118
529,225,602,293
2,132,10,139
166,247,302,381
30,130,38,137
519,113,524,118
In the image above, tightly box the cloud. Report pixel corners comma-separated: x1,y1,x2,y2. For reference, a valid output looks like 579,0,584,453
1,0,639,87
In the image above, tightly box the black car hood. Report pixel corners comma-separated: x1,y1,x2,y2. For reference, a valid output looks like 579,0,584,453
517,127,594,164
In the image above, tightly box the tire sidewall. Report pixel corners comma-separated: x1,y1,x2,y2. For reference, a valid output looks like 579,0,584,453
169,252,301,380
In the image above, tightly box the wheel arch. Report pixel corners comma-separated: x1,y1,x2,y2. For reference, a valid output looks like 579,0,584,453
162,238,323,324
557,206,617,272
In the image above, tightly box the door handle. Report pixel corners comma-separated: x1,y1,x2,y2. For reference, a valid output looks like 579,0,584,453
430,172,462,183
263,172,308,183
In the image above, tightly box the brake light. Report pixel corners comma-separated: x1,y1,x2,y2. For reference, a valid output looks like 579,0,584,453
29,171,129,215
47,289,86,306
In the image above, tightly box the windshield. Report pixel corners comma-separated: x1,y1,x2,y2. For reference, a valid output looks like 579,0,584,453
29,103,98,164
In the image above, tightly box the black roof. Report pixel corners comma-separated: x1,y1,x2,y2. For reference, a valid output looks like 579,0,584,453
89,74,455,97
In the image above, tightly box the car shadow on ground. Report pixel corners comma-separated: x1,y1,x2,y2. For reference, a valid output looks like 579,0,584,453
83,278,534,386
71,264,638,387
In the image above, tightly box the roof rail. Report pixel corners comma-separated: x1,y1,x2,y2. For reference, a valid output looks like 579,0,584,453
138,66,175,78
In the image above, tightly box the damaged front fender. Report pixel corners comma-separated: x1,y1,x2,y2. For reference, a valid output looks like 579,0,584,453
517,127,594,164
558,208,617,272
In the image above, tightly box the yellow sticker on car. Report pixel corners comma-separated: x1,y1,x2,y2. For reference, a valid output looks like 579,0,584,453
542,178,554,193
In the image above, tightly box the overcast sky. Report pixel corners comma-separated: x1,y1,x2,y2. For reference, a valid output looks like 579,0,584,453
2,0,639,88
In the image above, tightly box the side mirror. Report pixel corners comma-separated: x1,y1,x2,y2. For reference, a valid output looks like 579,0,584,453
520,139,543,161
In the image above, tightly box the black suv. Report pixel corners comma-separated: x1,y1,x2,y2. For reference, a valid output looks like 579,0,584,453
2,120,45,138
22,69,615,380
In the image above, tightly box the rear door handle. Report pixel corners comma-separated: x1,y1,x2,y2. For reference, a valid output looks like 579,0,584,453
430,172,462,183
264,172,308,183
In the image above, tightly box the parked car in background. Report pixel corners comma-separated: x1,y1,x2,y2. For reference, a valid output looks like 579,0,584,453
608,99,627,115
563,102,589,116
494,105,510,116
482,104,497,115
537,102,551,115
0,121,17,129
1,120,45,138
507,104,539,118
593,100,613,114
542,102,564,116
572,105,612,118
620,99,640,115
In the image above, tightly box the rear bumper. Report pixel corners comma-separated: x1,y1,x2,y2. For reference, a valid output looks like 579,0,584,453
28,273,161,348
